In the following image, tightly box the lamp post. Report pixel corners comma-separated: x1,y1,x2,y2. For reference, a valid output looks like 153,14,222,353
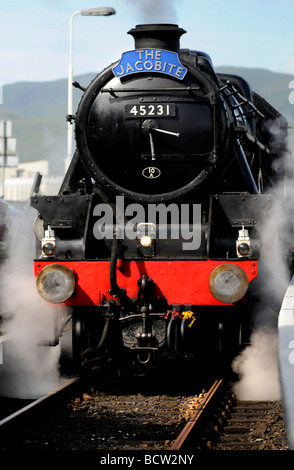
66,7,116,172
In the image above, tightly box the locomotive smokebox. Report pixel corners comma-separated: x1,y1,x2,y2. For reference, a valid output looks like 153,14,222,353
128,24,186,52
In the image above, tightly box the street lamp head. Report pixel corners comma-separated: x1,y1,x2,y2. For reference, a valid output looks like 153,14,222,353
81,7,116,16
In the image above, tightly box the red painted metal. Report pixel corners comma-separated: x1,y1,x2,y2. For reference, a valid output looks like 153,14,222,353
34,259,258,306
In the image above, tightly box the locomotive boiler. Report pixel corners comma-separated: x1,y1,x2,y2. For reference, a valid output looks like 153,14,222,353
32,24,288,370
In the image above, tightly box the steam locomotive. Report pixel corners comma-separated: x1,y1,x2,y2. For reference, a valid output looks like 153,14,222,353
32,24,288,370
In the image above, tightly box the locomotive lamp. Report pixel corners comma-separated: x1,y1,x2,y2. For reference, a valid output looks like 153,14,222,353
36,264,75,304
137,223,155,256
140,235,153,247
41,225,56,257
209,264,249,303
236,225,252,257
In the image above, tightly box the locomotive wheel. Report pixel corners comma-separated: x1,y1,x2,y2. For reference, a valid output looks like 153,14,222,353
72,312,89,366
214,312,242,371
59,309,95,372
58,311,88,373
70,308,124,370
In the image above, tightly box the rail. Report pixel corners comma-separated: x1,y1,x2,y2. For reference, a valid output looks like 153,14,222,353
278,275,294,450
171,378,223,450
0,376,80,432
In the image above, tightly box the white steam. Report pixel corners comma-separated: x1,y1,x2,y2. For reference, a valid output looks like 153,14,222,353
232,123,293,401
126,0,178,23
232,328,281,400
0,207,62,398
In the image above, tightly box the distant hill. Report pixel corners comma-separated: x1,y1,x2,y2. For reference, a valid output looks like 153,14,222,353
0,68,293,175
0,73,95,175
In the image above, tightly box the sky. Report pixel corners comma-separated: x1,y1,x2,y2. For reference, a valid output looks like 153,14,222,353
0,0,294,85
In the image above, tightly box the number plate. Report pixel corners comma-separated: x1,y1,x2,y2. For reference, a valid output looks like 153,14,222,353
125,103,176,118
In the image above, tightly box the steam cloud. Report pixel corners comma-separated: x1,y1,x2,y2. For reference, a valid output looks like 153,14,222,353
126,0,178,23
0,207,62,398
233,328,281,400
232,123,294,401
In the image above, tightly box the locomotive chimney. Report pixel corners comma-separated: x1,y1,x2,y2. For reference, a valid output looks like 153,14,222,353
128,24,186,53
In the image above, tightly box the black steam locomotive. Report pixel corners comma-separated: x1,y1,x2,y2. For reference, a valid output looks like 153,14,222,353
32,24,288,370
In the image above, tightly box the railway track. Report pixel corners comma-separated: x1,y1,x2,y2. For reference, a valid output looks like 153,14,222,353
0,368,287,451
171,379,287,451
0,364,216,450
215,400,285,450
171,378,223,450
0,376,80,438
